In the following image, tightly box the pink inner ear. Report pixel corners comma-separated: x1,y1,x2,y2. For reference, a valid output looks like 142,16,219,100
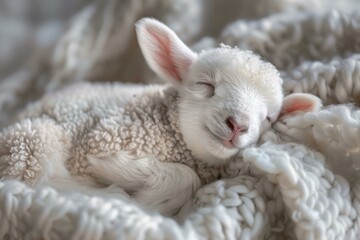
286,102,313,113
148,27,181,81
280,101,313,116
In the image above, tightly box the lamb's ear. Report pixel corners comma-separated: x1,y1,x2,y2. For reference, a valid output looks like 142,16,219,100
280,93,322,116
136,18,197,84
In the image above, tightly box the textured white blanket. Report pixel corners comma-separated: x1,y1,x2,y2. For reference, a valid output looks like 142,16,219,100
1,0,360,239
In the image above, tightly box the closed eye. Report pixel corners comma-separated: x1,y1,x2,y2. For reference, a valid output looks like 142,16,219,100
266,116,272,122
196,82,215,97
197,81,215,89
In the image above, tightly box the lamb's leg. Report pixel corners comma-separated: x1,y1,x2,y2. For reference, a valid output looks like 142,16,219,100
87,153,201,216
0,118,71,186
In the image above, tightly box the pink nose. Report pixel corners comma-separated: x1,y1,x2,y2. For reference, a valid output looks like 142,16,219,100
225,117,248,134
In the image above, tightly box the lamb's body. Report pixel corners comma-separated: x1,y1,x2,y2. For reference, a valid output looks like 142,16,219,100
18,83,217,184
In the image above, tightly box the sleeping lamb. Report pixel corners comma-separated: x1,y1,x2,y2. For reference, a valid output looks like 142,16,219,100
0,18,286,215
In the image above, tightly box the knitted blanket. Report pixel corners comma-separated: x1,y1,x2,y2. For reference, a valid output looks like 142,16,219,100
1,0,360,239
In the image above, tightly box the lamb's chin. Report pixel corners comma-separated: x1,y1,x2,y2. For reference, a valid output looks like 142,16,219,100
183,128,238,165
198,138,240,166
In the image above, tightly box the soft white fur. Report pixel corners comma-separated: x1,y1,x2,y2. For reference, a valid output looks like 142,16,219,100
0,18,284,216
88,153,201,215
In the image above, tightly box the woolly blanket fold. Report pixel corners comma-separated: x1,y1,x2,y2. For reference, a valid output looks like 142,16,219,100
1,1,360,240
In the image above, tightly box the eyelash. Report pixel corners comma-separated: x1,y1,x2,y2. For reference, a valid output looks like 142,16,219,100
196,82,215,97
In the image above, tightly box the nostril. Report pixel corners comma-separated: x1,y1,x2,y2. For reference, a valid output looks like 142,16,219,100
225,117,237,132
225,117,248,133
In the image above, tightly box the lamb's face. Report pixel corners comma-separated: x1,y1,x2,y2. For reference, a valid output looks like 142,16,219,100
136,18,283,165
178,48,283,164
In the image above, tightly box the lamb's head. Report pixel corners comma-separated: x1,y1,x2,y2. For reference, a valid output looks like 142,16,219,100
136,18,283,165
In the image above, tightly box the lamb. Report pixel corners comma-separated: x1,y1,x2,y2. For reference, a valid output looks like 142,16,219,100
0,18,286,216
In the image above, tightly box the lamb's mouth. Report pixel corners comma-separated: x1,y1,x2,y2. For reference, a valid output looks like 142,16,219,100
204,125,239,150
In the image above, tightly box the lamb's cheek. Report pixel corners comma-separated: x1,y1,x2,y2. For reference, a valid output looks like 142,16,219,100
244,124,260,142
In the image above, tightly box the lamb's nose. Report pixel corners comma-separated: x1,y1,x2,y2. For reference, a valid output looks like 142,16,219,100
225,117,248,133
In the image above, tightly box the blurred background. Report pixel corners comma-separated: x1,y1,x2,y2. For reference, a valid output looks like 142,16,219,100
0,0,359,129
